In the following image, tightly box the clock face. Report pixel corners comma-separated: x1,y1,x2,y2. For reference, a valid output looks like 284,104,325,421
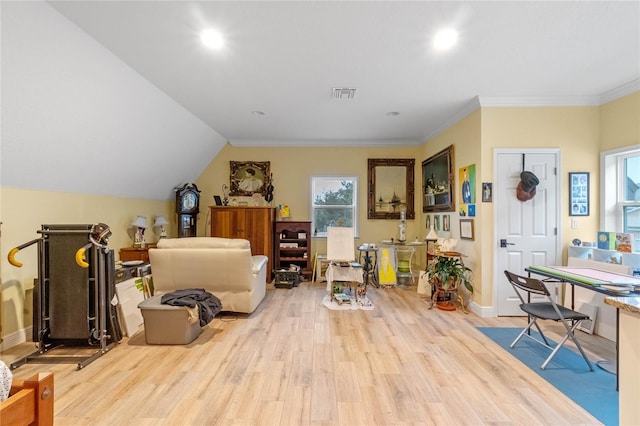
182,191,197,211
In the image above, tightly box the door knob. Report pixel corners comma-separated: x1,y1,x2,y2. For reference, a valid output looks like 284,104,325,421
500,239,515,248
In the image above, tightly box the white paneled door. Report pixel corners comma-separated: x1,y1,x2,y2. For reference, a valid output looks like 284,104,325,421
495,150,560,316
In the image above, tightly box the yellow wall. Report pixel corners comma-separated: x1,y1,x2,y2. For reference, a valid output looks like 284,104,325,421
483,105,601,242
600,91,640,152
195,144,423,258
419,110,482,304
479,106,601,307
1,187,172,339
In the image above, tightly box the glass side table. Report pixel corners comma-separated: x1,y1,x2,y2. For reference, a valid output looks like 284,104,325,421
394,246,416,286
379,241,426,287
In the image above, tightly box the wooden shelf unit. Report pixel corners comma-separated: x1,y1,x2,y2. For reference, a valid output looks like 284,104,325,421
274,221,312,279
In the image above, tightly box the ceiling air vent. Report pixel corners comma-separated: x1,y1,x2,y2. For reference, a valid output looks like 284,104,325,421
332,87,357,100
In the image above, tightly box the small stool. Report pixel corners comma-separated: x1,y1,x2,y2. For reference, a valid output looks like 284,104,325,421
138,294,202,344
312,254,330,283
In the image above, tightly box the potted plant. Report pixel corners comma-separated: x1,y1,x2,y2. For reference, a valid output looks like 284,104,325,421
426,255,473,312
427,255,473,294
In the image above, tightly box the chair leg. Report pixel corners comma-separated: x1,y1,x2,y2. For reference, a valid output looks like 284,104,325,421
531,320,551,346
311,252,317,283
545,319,594,371
541,321,593,371
568,329,595,371
510,317,537,348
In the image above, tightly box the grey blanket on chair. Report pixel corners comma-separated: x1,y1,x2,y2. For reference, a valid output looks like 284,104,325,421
161,288,222,326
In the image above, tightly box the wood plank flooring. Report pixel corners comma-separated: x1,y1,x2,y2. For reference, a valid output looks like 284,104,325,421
1,282,614,425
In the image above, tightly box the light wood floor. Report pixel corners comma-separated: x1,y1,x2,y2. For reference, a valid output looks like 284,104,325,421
1,282,614,425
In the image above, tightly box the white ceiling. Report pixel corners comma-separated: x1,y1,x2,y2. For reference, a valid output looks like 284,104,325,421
50,1,640,146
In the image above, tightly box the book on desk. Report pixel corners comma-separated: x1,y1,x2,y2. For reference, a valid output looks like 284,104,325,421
330,261,361,268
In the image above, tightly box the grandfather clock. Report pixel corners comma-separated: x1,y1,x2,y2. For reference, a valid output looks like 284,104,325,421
175,183,201,237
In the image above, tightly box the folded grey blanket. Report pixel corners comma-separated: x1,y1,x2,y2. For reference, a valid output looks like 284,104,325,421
161,288,222,326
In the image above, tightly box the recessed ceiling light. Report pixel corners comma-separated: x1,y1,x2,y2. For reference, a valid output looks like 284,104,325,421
433,28,458,50
252,110,265,116
386,112,400,116
200,29,224,49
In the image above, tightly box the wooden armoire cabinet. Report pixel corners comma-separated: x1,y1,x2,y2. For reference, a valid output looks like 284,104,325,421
209,206,276,278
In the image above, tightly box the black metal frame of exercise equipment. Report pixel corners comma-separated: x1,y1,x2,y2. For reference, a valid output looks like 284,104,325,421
8,224,122,370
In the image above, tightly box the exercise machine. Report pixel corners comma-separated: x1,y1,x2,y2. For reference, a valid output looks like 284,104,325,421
7,224,122,370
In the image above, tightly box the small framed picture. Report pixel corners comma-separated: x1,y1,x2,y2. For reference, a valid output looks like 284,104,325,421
468,205,476,217
443,215,450,231
426,215,431,229
569,172,590,216
213,195,223,206
434,215,440,231
460,219,474,240
482,182,492,202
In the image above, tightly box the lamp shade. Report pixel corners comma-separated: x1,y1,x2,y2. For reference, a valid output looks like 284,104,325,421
131,215,147,229
154,215,169,227
426,224,438,241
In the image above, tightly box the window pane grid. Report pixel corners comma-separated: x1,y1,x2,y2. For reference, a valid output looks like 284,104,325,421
606,148,639,250
311,177,358,237
623,154,640,202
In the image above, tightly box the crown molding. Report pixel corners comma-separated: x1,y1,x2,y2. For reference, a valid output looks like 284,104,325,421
229,138,423,147
477,95,600,107
423,97,482,141
425,79,639,142
599,78,640,105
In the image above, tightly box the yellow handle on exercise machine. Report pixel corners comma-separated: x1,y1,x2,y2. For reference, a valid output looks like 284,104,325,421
75,247,89,268
7,247,22,267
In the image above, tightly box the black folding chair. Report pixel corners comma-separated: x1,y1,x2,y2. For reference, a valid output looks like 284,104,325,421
504,270,594,371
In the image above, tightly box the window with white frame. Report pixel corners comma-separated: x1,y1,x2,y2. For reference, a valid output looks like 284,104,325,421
601,146,640,250
311,176,358,238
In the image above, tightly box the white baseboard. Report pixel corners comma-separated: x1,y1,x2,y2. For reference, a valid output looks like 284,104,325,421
469,301,496,317
0,327,32,352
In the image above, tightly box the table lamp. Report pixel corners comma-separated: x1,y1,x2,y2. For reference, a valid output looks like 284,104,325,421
398,205,407,242
131,215,147,248
426,223,438,241
153,215,169,240
425,222,439,259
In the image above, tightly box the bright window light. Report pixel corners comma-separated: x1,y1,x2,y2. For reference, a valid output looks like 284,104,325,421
200,29,224,49
433,28,458,50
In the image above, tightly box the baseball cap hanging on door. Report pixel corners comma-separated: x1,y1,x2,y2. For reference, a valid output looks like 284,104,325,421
516,171,539,202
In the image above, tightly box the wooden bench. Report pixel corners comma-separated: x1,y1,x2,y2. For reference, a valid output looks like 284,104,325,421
0,372,54,426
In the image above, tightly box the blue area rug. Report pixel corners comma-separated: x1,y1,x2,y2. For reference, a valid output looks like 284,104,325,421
478,327,617,425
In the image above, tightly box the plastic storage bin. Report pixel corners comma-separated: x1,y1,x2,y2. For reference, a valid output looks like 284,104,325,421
137,294,202,344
